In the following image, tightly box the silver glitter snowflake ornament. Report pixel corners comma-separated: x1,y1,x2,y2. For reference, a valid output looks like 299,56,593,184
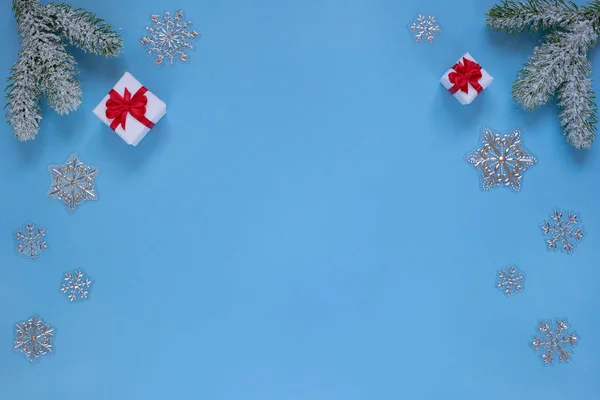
61,269,93,302
496,265,525,296
14,315,55,362
15,222,47,260
466,127,537,192
48,153,99,212
541,209,584,254
530,319,579,366
141,9,200,65
409,14,440,43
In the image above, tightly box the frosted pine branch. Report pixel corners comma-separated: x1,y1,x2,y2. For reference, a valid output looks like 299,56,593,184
512,21,595,109
557,56,597,148
39,43,82,115
5,51,42,142
487,0,600,149
487,0,580,33
44,3,121,57
6,6,51,141
5,0,122,142
512,33,571,110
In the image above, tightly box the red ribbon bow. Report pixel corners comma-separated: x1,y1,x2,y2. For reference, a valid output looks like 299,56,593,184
105,87,155,131
448,57,483,95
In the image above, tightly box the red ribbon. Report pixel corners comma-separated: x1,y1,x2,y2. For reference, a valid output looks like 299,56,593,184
448,57,483,95
105,87,155,131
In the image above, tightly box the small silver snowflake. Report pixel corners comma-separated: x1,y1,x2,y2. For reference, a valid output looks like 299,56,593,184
141,9,200,65
409,14,440,43
48,153,99,212
530,319,579,366
466,127,537,192
14,315,55,362
496,265,525,296
61,269,93,302
541,209,584,254
15,222,47,260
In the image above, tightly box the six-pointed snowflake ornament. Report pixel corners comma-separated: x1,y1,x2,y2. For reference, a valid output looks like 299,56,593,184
530,319,579,366
141,9,200,65
541,209,584,254
466,127,537,191
409,14,440,43
496,265,525,296
61,269,93,302
48,153,99,212
14,315,55,362
15,222,47,260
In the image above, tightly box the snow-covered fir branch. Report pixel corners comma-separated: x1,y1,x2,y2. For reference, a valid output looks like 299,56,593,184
6,3,54,141
44,3,122,57
5,53,42,142
5,0,121,142
487,0,581,33
487,0,600,149
511,31,574,110
39,41,82,115
557,52,597,148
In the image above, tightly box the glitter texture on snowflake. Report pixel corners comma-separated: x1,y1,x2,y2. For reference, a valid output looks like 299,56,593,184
409,14,440,43
15,222,47,260
530,319,579,366
14,315,54,362
141,9,200,65
48,153,99,212
541,209,584,254
496,265,525,296
465,127,537,192
61,269,93,302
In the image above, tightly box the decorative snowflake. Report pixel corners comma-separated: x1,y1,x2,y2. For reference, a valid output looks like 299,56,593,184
409,14,440,43
61,269,93,302
15,222,47,260
530,319,579,366
141,9,200,65
14,315,54,362
496,265,525,296
48,153,99,212
465,127,538,192
541,209,584,254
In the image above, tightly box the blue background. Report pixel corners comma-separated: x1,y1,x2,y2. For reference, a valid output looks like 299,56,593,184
0,0,598,398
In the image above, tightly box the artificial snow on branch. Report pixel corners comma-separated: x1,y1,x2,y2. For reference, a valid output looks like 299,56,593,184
487,0,600,149
5,0,122,142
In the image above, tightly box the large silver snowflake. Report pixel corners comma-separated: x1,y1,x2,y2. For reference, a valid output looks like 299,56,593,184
141,9,200,65
48,153,99,212
496,265,525,296
15,222,47,260
530,319,579,366
409,14,440,43
541,209,584,254
14,315,55,362
466,127,537,192
61,269,93,302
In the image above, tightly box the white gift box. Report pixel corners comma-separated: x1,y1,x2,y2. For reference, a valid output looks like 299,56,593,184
440,53,493,105
93,72,166,146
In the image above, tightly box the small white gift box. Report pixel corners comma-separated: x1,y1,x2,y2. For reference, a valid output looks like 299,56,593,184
93,72,166,146
440,53,493,105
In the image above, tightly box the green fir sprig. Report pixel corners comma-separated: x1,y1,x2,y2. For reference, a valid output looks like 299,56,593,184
5,0,122,141
487,0,600,149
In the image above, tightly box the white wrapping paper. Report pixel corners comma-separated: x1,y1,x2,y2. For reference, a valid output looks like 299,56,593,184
93,72,167,146
440,53,493,105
